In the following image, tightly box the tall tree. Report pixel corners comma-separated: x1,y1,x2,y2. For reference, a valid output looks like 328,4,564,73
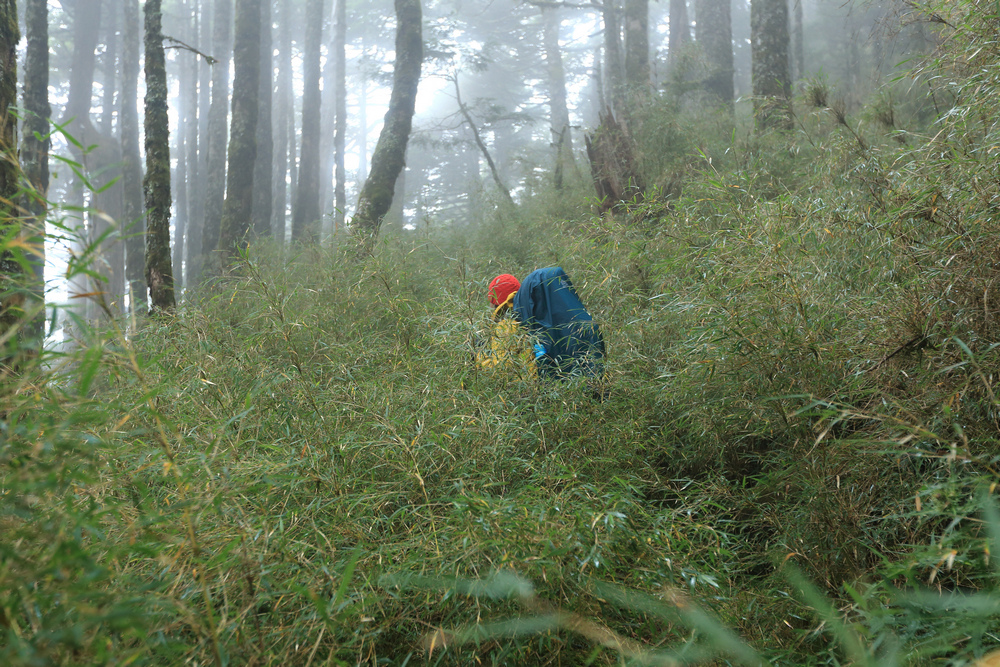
292,0,323,241
602,0,624,114
623,0,649,95
251,0,273,237
143,0,175,311
542,7,574,190
271,0,293,241
122,0,146,311
667,0,690,66
0,0,20,346
696,0,734,107
99,4,125,311
21,0,50,338
751,0,791,129
333,0,347,233
182,3,203,293
196,0,233,279
352,0,422,242
791,0,804,81
218,0,261,258
186,0,210,286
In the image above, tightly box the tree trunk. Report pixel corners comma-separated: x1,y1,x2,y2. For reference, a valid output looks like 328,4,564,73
65,0,102,133
358,74,368,182
103,6,126,309
0,0,20,350
184,1,204,293
251,0,273,237
143,0,176,311
197,0,233,279
122,0,146,312
333,0,347,233
791,0,803,81
173,88,188,290
271,0,292,241
543,7,574,191
623,0,649,96
218,0,261,259
696,0,734,108
292,0,323,241
352,0,422,243
751,0,791,129
187,0,210,284
602,0,624,115
21,0,49,341
101,4,119,137
584,111,644,213
668,0,689,67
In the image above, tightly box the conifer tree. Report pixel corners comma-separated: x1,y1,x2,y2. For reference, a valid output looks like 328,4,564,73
21,0,49,337
143,0,175,311
0,0,20,343
218,0,261,258
292,0,324,241
751,0,791,129
122,0,147,311
696,0,734,107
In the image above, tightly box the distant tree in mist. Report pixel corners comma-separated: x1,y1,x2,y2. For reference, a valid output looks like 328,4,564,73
218,0,262,259
542,7,574,190
751,0,791,128
697,0,734,107
122,0,147,312
196,0,232,280
292,0,323,241
251,0,273,238
667,0,690,69
333,0,347,233
623,0,649,95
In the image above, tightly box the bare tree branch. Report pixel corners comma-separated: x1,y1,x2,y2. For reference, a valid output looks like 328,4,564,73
163,35,218,64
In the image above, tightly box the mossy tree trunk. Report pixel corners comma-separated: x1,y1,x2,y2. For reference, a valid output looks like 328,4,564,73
751,0,791,130
696,0,734,108
0,0,20,348
352,0,422,243
122,0,146,312
291,0,323,242
143,0,175,311
218,0,261,259
21,0,49,342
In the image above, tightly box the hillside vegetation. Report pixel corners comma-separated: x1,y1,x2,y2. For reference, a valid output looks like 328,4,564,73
5,3,1000,665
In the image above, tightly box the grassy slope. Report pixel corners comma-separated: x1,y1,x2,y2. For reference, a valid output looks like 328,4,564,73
6,7,1000,666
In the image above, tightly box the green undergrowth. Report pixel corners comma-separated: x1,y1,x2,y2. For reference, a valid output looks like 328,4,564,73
7,2,1000,665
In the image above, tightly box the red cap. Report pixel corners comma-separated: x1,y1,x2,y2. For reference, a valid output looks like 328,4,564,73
488,274,520,307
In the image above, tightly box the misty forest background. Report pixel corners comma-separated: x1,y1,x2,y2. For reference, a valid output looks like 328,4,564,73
3,0,1000,663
